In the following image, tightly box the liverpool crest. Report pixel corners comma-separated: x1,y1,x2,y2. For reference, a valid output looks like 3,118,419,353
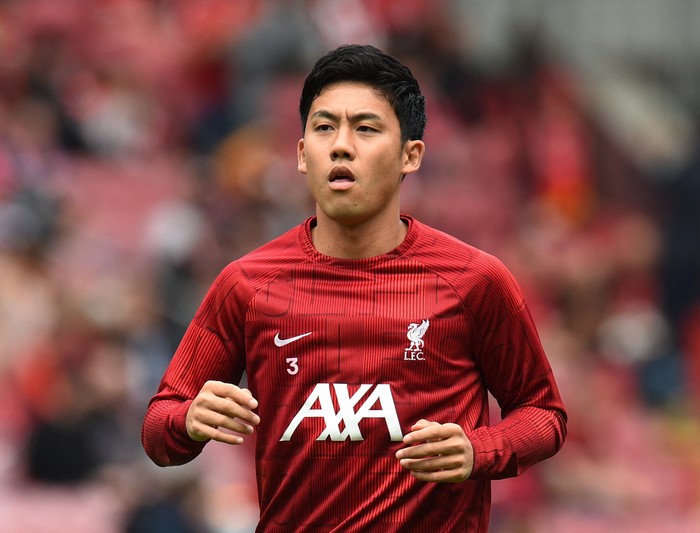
404,319,430,361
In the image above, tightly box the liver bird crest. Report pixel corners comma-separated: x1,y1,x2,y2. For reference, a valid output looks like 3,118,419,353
406,319,430,350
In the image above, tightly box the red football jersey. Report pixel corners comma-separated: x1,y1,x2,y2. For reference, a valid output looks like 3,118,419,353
142,216,567,532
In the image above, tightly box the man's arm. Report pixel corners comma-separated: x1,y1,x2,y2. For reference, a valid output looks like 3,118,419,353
467,298,567,479
397,262,566,481
395,305,566,481
142,264,250,466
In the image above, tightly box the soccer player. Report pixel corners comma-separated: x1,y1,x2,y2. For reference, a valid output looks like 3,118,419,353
142,44,567,531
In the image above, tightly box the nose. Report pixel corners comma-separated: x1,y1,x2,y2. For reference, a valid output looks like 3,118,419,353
330,126,355,160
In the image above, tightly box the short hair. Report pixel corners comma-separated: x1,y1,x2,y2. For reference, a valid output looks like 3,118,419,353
299,44,427,142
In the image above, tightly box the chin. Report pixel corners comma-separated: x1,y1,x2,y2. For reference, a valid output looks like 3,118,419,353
320,207,366,226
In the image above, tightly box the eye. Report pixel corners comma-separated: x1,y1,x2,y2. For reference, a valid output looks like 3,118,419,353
357,125,378,133
314,124,333,132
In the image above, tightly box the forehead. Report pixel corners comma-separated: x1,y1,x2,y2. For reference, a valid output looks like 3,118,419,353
310,81,394,117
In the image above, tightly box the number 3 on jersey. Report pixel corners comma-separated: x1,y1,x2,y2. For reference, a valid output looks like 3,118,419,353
286,357,299,375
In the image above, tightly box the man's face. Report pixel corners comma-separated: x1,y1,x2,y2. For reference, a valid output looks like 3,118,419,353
297,81,424,228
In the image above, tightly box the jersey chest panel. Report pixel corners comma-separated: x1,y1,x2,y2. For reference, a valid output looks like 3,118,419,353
244,262,482,449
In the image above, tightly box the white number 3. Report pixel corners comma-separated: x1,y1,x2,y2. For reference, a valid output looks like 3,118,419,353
286,357,299,375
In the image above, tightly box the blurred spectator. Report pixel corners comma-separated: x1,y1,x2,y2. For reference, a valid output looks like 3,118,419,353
227,0,325,128
658,153,700,410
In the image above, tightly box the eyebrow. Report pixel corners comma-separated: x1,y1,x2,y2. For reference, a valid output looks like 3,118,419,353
310,110,383,123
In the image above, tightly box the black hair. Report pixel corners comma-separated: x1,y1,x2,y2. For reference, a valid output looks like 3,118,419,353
299,44,427,142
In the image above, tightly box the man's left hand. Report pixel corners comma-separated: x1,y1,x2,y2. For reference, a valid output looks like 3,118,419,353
395,419,474,483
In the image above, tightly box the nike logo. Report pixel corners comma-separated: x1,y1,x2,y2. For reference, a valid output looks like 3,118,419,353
274,332,312,347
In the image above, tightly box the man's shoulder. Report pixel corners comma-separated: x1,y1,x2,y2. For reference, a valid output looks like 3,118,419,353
410,218,501,269
408,218,519,298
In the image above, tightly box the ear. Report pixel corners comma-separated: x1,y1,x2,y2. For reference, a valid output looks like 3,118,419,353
297,138,307,174
401,140,425,176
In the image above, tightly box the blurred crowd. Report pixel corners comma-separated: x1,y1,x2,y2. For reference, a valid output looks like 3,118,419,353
1,1,699,532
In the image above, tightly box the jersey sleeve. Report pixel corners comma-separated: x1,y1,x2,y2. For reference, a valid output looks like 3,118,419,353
466,258,567,479
141,265,248,466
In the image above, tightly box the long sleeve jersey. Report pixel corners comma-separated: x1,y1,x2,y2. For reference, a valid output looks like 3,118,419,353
142,215,567,532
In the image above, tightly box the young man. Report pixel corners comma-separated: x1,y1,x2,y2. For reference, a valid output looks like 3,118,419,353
142,44,567,531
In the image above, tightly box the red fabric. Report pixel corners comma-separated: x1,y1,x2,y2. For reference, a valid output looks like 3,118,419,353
142,216,567,532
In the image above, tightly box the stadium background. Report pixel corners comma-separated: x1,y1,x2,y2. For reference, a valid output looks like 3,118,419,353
1,0,699,531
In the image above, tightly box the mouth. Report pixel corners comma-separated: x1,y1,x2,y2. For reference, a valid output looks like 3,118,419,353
328,166,356,190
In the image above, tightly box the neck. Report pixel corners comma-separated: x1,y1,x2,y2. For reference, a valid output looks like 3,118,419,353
311,213,408,259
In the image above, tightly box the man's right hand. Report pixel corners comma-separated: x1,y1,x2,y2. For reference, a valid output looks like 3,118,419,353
186,380,260,445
